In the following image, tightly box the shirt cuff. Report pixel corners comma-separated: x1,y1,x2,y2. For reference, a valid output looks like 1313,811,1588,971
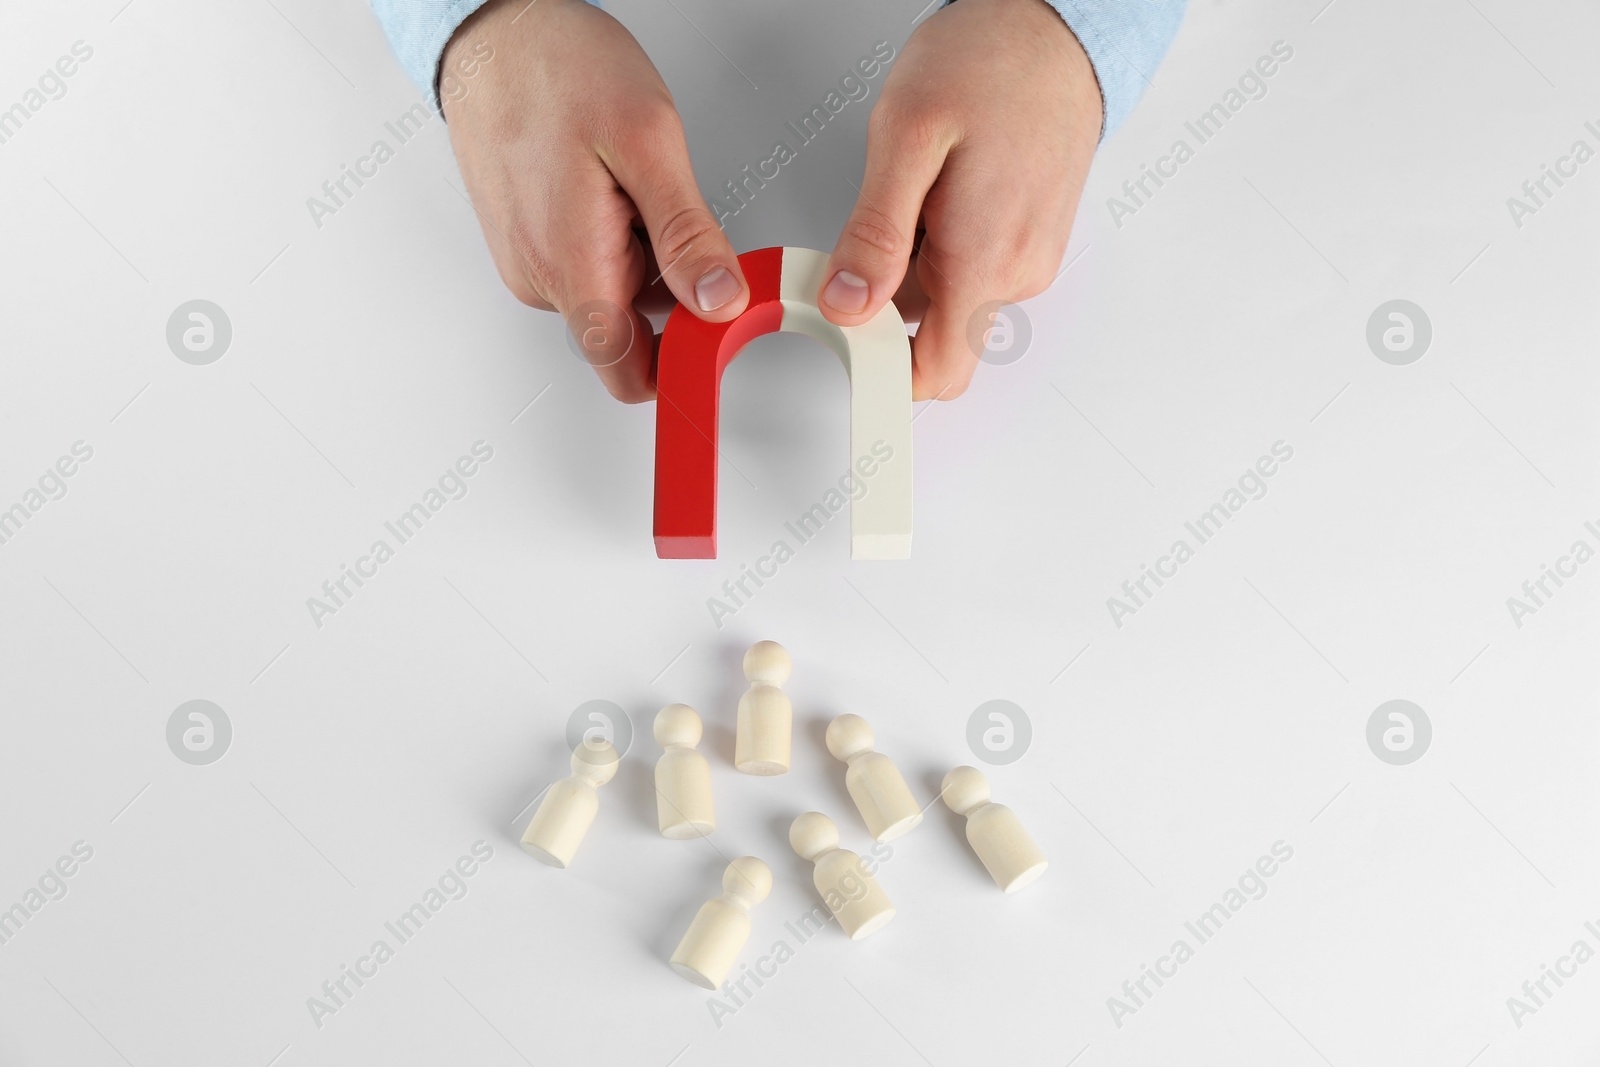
1041,0,1187,139
367,0,600,109
368,0,1183,133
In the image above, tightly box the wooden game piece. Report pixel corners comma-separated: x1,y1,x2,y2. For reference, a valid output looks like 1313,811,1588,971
519,738,618,868
668,857,771,989
653,246,913,560
654,703,715,839
735,640,792,775
789,812,895,940
940,766,1049,893
825,713,922,842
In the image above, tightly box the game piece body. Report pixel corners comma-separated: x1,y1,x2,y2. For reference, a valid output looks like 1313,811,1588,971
826,714,922,841
789,812,895,940
654,246,913,559
520,739,619,868
735,686,791,776
655,704,715,839
941,766,1048,893
669,857,772,989
735,640,793,775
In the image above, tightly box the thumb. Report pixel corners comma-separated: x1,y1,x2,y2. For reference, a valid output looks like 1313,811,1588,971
820,117,947,325
609,123,748,323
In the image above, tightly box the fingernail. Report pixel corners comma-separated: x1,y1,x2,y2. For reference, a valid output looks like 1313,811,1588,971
695,266,740,312
823,270,870,314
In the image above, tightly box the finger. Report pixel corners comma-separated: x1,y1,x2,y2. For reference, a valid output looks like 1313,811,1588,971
567,299,658,404
820,110,948,326
891,270,929,326
909,296,983,401
469,191,559,312
605,107,749,323
631,227,678,319
552,212,658,403
908,250,989,402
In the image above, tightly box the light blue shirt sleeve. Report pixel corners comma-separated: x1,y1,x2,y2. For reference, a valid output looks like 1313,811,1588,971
1042,0,1187,138
367,0,1184,134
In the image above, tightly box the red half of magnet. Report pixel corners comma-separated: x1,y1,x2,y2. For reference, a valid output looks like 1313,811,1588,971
653,246,786,558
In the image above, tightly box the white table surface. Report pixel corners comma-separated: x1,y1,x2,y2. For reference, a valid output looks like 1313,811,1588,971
1,0,1596,1064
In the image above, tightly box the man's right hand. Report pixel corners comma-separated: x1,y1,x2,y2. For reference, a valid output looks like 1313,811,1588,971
442,0,748,402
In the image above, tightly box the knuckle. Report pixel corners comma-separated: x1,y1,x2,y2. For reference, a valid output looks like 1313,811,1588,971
964,252,1024,298
843,206,912,262
501,218,550,275
602,373,653,405
508,279,553,310
652,206,719,271
1011,237,1069,300
611,96,682,154
871,100,944,158
920,229,990,288
1016,264,1056,301
988,231,1032,279
497,217,572,310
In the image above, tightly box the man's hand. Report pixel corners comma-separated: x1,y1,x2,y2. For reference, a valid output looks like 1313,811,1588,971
819,0,1102,401
442,0,748,402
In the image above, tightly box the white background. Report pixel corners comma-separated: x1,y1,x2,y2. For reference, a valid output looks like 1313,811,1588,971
0,0,1596,1064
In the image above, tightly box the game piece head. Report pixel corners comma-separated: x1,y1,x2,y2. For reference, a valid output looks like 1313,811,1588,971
654,703,703,748
789,812,840,861
723,857,773,905
743,640,792,687
571,737,620,785
824,714,874,762
940,765,991,816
